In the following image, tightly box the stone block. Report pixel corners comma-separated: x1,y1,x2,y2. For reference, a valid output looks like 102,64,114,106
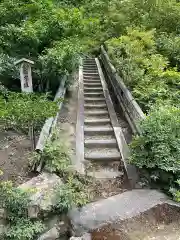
19,172,63,218
69,189,171,235
70,233,91,240
37,221,68,240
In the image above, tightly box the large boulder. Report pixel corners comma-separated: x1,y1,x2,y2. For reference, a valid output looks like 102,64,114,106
19,172,63,218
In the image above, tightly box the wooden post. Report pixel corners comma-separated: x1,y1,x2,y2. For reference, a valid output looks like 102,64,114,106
15,58,35,150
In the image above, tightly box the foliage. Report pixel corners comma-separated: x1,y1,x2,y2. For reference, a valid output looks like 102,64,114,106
42,139,71,174
106,28,180,111
32,128,89,213
130,105,180,172
0,0,101,92
156,33,180,68
0,92,59,132
0,181,45,240
130,105,180,195
55,175,89,213
169,179,180,202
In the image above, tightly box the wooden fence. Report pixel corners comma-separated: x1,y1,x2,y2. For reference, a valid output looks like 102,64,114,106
100,46,145,135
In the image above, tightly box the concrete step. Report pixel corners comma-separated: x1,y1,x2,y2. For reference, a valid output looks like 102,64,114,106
84,87,103,92
83,68,98,72
83,60,96,64
84,104,107,109
84,126,113,135
84,83,102,87
83,80,101,84
84,75,100,79
84,78,100,82
84,92,104,97
87,169,123,179
84,118,110,126
83,64,97,68
85,150,120,161
85,139,117,148
83,58,95,61
83,72,99,76
85,110,108,116
84,59,95,61
84,98,106,104
83,70,99,73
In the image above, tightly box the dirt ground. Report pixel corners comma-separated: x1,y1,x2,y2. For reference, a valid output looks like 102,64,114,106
0,130,34,185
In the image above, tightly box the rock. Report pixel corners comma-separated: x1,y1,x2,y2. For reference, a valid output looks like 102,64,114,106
0,219,7,238
37,227,59,240
37,221,68,240
69,189,171,235
70,233,91,240
19,172,63,218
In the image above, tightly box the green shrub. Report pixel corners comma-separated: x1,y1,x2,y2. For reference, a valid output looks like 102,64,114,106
130,105,180,172
169,179,180,202
106,28,180,111
0,181,45,240
156,33,180,68
55,175,89,213
0,92,58,132
42,140,71,174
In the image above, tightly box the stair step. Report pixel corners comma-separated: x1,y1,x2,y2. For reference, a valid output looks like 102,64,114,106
84,81,101,85
84,98,106,102
83,58,95,61
84,59,95,61
87,170,121,180
84,83,102,87
84,126,113,135
84,75,100,78
84,72,99,76
85,139,117,148
83,68,99,74
84,92,104,97
85,110,108,116
85,118,110,126
87,169,123,179
84,104,107,108
83,64,97,67
84,87,103,92
83,60,96,63
85,151,120,161
83,68,98,72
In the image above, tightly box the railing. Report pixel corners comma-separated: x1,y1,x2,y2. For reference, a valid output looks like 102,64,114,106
100,46,145,135
32,75,67,172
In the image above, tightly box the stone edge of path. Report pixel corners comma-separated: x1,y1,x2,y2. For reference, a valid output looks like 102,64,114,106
33,76,67,172
69,189,180,236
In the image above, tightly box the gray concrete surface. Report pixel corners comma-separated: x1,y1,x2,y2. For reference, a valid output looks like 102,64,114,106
69,189,178,235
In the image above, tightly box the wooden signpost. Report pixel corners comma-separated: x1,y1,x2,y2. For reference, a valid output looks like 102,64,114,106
15,58,34,93
15,58,35,150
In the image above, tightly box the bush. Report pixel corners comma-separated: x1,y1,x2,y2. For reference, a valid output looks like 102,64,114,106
130,105,180,196
0,181,45,240
55,175,89,213
0,92,59,132
130,105,180,172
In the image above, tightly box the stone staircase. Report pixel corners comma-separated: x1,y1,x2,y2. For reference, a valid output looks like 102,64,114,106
82,58,123,179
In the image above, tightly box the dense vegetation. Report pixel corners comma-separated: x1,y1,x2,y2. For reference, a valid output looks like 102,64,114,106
103,0,180,198
1,1,180,238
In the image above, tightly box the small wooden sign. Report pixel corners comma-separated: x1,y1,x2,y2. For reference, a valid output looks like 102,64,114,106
15,58,34,93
